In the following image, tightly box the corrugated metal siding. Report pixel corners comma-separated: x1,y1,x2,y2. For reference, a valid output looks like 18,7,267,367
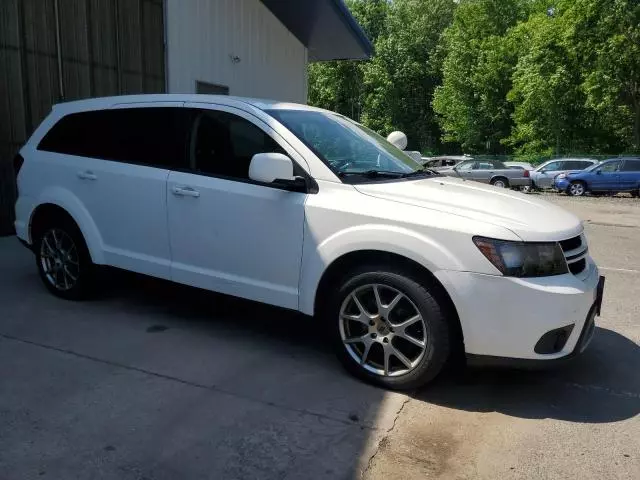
0,0,165,235
166,0,308,103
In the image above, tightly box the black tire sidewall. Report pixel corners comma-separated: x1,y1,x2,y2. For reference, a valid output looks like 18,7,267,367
326,266,451,391
33,217,94,300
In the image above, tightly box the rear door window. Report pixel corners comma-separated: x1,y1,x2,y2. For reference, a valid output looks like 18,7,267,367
621,160,640,172
38,107,191,170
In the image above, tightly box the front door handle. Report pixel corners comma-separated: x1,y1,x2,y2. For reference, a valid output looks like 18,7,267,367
172,186,200,198
77,170,97,180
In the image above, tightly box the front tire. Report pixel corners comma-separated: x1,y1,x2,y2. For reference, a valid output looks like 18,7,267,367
326,265,452,390
567,181,586,196
33,215,95,300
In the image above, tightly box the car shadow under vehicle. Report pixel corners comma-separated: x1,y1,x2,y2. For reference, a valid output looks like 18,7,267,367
417,327,639,424
104,269,639,425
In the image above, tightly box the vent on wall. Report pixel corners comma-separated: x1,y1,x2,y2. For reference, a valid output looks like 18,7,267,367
196,81,229,95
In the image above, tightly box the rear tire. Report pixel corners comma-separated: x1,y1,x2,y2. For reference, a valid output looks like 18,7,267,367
33,214,95,300
567,181,586,196
325,264,452,390
490,177,509,188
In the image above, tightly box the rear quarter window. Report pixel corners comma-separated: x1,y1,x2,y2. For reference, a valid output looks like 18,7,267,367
37,108,191,169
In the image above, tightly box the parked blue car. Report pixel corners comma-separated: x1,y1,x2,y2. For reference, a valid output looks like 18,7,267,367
554,157,640,197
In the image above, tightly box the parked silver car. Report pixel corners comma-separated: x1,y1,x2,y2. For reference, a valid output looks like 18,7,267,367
527,158,597,191
438,159,531,188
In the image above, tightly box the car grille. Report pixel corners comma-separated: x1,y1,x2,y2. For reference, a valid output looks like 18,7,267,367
560,235,588,275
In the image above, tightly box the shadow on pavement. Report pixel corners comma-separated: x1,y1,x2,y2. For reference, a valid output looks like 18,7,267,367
110,271,640,425
417,327,640,424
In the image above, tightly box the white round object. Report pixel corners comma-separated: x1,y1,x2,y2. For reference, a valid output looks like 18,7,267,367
387,131,408,150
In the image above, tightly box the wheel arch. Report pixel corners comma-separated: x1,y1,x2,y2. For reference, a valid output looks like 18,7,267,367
311,249,464,354
29,198,104,264
490,175,509,185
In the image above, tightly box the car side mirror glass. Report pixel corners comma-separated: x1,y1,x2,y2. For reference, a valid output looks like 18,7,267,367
249,152,295,183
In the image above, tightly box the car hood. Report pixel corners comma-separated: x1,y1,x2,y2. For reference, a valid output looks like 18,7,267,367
354,176,583,241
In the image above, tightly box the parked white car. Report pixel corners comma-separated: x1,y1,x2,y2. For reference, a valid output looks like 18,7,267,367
14,95,604,390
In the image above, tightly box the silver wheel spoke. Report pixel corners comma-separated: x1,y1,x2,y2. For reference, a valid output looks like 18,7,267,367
339,284,427,377
391,346,413,369
361,341,372,365
351,292,372,318
341,312,369,326
63,266,77,282
344,335,366,344
43,237,56,256
372,285,383,313
394,314,421,330
397,332,425,348
383,348,390,376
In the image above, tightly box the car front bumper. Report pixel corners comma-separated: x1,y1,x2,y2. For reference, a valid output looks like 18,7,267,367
435,259,602,361
554,178,570,191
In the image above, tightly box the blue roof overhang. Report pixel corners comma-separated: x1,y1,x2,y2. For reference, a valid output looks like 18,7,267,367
260,0,373,61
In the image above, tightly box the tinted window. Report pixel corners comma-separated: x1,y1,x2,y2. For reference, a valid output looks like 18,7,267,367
190,110,286,180
621,159,640,172
38,108,190,169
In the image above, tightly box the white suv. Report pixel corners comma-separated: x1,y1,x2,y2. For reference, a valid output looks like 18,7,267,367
14,95,604,390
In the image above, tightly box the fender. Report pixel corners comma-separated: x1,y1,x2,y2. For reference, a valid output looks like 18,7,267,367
298,223,464,315
30,186,105,264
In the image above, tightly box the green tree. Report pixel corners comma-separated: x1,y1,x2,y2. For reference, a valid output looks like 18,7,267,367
575,0,640,151
362,0,457,152
307,0,389,120
433,0,526,153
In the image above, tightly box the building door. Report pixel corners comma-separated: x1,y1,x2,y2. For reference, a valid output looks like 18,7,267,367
0,0,166,235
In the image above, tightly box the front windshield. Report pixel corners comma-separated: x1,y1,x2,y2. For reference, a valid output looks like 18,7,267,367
265,109,422,178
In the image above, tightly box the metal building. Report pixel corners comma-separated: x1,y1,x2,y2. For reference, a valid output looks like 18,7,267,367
0,0,372,234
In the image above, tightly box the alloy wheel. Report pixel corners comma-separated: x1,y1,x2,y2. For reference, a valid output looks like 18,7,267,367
493,180,507,188
569,182,585,196
40,228,80,291
339,284,427,377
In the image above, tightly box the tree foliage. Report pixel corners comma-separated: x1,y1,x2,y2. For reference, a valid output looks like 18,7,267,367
308,0,640,155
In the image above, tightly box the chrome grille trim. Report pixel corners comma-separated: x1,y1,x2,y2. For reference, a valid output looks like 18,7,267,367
560,234,588,275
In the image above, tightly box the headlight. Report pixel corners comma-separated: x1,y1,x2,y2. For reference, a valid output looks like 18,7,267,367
473,236,568,277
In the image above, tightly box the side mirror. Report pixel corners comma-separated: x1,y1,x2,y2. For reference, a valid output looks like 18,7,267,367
249,152,307,192
387,131,408,150
596,169,602,175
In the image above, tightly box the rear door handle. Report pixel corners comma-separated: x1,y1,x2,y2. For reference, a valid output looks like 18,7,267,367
172,186,200,198
77,170,97,180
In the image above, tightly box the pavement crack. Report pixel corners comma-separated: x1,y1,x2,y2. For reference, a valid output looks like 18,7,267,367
362,394,411,478
0,332,378,431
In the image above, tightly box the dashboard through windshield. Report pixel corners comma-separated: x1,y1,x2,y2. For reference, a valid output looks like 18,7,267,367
266,109,426,182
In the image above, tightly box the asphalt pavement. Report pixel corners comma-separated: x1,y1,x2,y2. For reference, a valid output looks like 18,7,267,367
0,193,638,479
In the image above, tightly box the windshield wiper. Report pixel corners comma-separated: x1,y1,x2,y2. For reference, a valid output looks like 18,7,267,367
338,169,404,178
400,167,441,178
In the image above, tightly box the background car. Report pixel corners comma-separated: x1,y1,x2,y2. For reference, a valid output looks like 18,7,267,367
421,155,471,169
555,157,640,196
526,158,597,192
505,161,535,171
438,159,531,188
